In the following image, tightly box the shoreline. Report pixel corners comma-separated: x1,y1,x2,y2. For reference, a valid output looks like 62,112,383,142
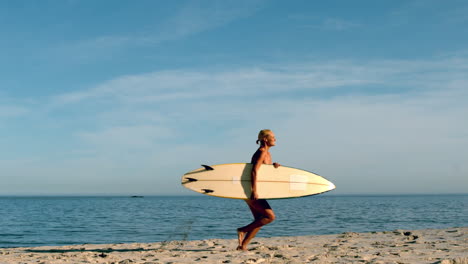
1,227,466,264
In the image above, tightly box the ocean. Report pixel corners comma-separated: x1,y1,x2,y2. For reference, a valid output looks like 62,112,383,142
0,194,466,248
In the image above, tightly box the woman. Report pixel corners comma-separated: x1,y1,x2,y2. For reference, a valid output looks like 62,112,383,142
237,129,280,251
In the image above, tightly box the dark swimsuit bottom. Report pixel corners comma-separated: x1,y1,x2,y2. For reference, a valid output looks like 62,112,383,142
247,199,272,210
258,199,272,209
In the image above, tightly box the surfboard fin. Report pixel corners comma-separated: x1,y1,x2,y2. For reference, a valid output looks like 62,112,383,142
182,177,198,184
202,189,214,194
201,164,214,171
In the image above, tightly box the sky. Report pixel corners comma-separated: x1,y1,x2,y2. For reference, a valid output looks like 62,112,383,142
1,0,467,196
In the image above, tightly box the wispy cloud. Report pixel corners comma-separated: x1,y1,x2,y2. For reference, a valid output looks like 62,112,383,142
389,0,468,27
149,0,264,44
4,54,468,194
0,105,29,118
46,55,468,155
289,15,361,31
319,18,361,31
51,54,468,110
52,0,264,60
77,125,174,150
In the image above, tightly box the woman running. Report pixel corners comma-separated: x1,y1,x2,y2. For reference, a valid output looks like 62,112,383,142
237,129,280,250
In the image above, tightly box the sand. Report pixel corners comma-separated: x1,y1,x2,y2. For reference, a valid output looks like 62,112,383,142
0,227,466,264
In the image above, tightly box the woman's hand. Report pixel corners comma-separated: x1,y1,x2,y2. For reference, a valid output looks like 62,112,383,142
273,162,281,168
250,190,258,200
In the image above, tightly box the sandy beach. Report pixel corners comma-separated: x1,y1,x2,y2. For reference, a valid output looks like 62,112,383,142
1,227,466,264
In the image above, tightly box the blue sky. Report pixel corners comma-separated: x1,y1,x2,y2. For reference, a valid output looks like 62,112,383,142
1,0,467,195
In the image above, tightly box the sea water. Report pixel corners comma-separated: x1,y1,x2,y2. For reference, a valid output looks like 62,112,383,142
0,194,466,248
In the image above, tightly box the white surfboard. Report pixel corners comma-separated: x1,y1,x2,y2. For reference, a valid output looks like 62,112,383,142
181,163,335,199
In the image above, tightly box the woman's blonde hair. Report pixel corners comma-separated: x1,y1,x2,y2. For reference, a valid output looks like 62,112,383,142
256,129,273,145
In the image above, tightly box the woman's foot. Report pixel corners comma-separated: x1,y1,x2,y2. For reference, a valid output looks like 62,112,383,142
236,245,247,251
237,228,247,249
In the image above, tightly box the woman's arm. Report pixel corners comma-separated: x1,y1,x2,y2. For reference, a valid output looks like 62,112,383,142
251,150,268,200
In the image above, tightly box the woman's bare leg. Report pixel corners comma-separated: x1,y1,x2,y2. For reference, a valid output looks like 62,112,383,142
237,199,275,250
237,202,262,249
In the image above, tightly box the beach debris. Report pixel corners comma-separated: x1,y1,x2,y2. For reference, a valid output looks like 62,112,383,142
242,258,266,264
434,257,468,264
340,232,360,238
118,259,134,264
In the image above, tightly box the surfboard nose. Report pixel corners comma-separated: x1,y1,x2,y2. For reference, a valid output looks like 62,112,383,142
329,181,336,190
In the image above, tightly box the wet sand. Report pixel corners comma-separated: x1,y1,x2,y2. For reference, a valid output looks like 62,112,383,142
1,227,466,264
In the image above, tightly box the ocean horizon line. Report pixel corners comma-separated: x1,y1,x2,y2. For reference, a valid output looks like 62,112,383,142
0,193,466,198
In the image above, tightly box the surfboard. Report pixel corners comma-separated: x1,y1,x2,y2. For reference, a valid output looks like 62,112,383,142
181,163,335,199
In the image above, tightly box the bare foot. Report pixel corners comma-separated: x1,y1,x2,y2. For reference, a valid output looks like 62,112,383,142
237,228,246,248
236,245,247,251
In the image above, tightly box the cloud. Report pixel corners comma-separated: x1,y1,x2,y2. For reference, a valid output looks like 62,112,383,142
319,18,361,31
277,91,467,192
77,125,174,150
51,54,468,111
47,55,468,140
49,63,377,106
151,0,264,44
289,15,361,31
51,0,264,61
0,105,29,118
4,54,468,195
389,0,468,27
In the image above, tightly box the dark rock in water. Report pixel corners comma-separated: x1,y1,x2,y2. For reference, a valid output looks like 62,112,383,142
130,196,144,198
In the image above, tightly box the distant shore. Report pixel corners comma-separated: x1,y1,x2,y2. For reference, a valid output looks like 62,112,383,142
1,227,466,264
